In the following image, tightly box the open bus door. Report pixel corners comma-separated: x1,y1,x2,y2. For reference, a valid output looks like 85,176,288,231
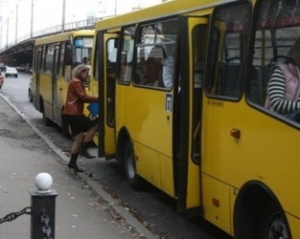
175,16,208,216
94,31,119,159
33,46,42,111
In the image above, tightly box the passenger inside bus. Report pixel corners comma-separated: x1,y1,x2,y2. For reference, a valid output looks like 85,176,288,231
82,57,88,64
136,46,164,86
162,44,175,89
265,38,300,122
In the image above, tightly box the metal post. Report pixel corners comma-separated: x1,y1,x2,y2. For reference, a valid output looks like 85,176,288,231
62,0,66,32
114,0,117,15
6,17,9,48
15,4,18,44
0,16,2,49
30,173,57,239
30,0,34,38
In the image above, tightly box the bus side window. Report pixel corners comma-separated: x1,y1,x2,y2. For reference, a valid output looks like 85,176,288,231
59,42,65,77
136,46,164,86
107,38,118,127
64,43,72,82
206,3,251,99
134,19,179,89
118,26,135,83
36,47,43,73
41,45,47,72
45,44,55,75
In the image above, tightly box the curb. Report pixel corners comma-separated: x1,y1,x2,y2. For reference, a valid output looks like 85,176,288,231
0,94,156,239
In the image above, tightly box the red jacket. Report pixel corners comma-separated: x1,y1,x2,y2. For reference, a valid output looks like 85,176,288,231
63,78,98,115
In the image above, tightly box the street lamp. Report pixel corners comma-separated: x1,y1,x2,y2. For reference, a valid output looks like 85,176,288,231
30,0,34,37
6,17,9,48
62,0,66,32
15,3,18,44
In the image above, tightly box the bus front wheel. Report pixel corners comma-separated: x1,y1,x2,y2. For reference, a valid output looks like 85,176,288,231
259,203,290,239
124,141,144,190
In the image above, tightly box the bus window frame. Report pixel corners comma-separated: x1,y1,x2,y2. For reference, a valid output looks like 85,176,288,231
245,0,300,129
132,18,180,91
73,36,93,65
116,24,136,86
204,1,252,102
191,24,208,165
41,45,47,72
45,44,55,75
35,46,43,73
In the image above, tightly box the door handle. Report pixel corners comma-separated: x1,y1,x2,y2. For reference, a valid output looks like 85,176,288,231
230,128,240,139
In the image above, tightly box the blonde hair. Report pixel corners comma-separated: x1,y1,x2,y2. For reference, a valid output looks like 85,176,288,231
72,64,90,79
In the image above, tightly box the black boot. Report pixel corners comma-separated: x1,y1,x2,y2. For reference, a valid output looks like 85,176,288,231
68,154,84,172
80,142,95,159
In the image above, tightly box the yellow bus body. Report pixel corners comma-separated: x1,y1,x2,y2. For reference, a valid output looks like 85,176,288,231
32,30,94,130
91,0,300,237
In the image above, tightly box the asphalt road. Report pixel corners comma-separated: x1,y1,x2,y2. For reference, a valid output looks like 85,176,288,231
0,72,232,239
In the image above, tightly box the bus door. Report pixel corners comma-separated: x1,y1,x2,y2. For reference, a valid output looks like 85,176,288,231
175,16,208,215
34,46,43,109
96,31,119,158
52,44,60,125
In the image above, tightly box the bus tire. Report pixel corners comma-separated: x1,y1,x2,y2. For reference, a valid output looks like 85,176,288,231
259,203,290,239
124,141,144,190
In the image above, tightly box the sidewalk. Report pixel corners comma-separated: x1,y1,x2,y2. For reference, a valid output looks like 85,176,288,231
0,95,155,239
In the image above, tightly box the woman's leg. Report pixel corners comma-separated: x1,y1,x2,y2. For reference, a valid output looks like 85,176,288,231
68,132,85,172
80,124,98,158
83,124,98,142
71,132,84,154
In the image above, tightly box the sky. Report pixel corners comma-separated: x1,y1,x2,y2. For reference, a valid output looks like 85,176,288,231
0,0,165,48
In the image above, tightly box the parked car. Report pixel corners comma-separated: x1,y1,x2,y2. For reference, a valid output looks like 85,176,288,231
5,66,18,78
0,72,4,89
0,63,6,71
16,63,31,73
16,64,27,72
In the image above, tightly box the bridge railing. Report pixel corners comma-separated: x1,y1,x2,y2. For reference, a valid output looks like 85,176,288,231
0,16,112,53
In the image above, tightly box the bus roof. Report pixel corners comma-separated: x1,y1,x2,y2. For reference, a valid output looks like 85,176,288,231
94,0,238,31
35,29,95,45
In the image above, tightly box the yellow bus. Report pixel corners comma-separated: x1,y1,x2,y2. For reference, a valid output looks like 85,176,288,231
31,30,94,133
90,0,300,237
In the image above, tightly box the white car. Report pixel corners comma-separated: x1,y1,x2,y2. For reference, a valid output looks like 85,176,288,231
5,66,18,78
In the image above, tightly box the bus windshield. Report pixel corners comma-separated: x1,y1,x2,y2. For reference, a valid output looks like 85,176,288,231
74,37,93,65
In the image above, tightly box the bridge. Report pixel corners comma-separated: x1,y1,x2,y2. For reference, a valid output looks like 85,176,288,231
0,17,102,66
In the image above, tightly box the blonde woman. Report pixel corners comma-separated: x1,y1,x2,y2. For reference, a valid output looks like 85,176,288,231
63,64,98,172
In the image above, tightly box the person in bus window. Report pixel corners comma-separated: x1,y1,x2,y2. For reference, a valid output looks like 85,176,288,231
82,56,90,65
162,44,175,88
63,64,99,172
137,46,163,86
265,38,300,122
